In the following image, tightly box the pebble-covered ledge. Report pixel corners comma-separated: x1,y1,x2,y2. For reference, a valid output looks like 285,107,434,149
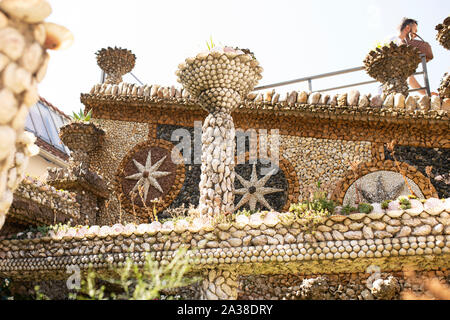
81,83,450,122
0,198,449,298
5,176,80,228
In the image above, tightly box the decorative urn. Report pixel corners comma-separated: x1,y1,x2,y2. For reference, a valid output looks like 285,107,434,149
176,47,263,216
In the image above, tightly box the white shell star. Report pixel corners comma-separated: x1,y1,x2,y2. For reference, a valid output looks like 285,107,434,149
125,149,171,202
234,163,284,211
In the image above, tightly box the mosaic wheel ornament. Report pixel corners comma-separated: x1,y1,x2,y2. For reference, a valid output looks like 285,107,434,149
332,160,437,205
115,140,185,220
234,152,299,212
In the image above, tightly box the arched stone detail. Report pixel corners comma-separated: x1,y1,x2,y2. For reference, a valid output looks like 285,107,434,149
234,149,300,212
331,160,438,204
115,139,185,220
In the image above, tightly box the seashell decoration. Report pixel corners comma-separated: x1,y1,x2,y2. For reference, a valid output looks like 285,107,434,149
96,46,136,84
0,0,72,231
435,16,450,50
176,47,262,216
363,42,421,96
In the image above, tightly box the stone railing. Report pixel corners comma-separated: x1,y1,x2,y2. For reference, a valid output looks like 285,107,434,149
0,197,448,299
2,176,80,232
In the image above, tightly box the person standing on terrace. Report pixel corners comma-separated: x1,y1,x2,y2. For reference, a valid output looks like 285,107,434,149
385,18,435,96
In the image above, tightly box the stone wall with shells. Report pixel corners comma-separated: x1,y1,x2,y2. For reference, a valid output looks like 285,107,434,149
239,269,449,300
0,198,448,299
79,82,449,221
0,175,80,237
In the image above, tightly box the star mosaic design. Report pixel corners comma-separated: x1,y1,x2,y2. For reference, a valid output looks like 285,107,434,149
234,164,284,211
125,149,171,202
356,174,405,203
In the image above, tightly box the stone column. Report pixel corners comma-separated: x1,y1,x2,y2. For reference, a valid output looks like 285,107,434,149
0,1,72,230
177,49,263,216
47,122,108,224
200,269,239,300
197,89,241,216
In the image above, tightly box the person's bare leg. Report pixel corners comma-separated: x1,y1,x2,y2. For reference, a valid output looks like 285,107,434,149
408,75,426,95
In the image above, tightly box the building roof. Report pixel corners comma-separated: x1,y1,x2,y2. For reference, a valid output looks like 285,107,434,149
25,98,71,162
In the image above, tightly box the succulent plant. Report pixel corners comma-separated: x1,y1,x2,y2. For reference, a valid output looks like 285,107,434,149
71,108,92,122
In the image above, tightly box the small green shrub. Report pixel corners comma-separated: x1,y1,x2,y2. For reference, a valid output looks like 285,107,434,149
357,203,374,214
71,108,92,122
341,204,358,215
381,200,392,210
398,197,411,210
71,247,199,300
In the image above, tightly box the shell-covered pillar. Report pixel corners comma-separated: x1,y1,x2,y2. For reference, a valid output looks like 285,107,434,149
176,49,262,216
46,122,108,224
200,269,239,300
0,0,72,230
363,42,421,96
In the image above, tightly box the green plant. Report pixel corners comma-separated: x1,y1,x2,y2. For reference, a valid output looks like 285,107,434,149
234,208,255,217
398,197,412,210
341,204,358,215
357,203,374,214
71,108,92,122
206,35,215,51
289,203,331,231
381,199,392,210
288,181,336,231
34,286,50,300
71,247,199,300
0,278,13,300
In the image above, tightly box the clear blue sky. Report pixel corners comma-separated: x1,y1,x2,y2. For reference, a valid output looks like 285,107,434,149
40,0,450,114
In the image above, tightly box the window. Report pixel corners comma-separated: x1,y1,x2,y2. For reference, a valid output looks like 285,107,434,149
28,104,50,143
24,112,36,133
37,102,64,149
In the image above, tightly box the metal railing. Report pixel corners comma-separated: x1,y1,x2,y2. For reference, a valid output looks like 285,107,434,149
100,70,144,85
98,54,431,96
253,54,431,95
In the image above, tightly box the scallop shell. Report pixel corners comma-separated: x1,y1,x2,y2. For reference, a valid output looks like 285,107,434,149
424,198,445,216
217,222,231,231
367,212,384,220
330,214,347,222
348,213,366,220
386,210,403,218
444,198,450,212
405,199,424,216
0,0,52,23
43,22,73,50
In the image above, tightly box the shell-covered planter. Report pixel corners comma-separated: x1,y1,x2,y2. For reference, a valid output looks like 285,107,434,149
60,122,105,153
175,48,263,216
176,48,263,113
363,42,421,96
435,16,450,50
96,47,136,84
